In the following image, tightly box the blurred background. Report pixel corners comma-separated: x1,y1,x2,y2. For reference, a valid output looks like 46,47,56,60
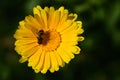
0,0,120,80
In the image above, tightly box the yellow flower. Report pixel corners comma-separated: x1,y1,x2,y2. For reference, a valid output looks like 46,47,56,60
14,5,84,74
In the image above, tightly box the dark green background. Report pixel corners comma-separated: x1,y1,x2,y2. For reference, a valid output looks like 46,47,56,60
0,0,120,80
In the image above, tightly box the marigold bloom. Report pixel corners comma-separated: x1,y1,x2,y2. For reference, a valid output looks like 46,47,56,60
14,5,84,74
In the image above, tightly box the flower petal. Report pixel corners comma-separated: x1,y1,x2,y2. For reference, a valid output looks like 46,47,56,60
33,5,42,16
58,6,68,18
57,20,73,32
14,25,36,39
61,31,78,42
15,39,37,46
19,56,28,63
28,48,42,69
48,7,55,30
49,52,59,73
49,10,60,30
41,52,50,74
78,36,84,41
25,15,41,32
57,47,71,63
35,50,45,73
68,46,81,54
68,13,77,21
61,46,75,59
54,51,64,67
15,43,39,57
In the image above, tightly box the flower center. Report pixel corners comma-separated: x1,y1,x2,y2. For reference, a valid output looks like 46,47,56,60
38,30,61,51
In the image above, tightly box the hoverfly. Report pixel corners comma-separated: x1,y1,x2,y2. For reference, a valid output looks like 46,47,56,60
38,30,44,44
